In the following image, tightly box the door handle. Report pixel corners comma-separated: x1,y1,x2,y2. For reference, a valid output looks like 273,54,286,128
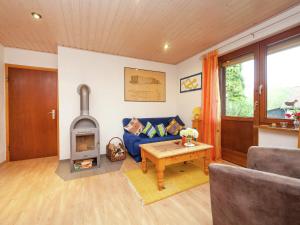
259,84,263,95
48,109,56,120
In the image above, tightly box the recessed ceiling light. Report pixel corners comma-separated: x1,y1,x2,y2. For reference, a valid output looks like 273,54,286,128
164,43,169,51
31,12,42,20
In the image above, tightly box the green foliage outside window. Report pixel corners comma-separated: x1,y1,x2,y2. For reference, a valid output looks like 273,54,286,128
225,64,253,117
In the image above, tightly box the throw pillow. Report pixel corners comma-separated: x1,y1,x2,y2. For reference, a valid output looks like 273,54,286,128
142,122,157,138
124,118,144,135
155,123,167,137
142,121,152,135
174,115,185,127
166,119,183,135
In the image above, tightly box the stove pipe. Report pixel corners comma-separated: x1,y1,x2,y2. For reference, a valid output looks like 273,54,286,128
78,84,90,116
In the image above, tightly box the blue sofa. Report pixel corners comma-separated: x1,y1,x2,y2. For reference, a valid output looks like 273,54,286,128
122,117,182,162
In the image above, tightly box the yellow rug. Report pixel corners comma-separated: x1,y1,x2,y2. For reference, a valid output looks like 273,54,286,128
125,163,209,205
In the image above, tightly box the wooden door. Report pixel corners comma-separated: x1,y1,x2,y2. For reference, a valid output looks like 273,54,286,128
8,66,58,161
219,44,259,166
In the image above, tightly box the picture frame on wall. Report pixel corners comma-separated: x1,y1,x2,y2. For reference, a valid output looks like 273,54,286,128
180,72,202,93
124,67,166,102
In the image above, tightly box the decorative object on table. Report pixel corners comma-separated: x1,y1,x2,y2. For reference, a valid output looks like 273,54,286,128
279,122,288,128
124,67,166,102
192,108,202,142
285,109,300,129
180,128,199,147
124,117,144,135
192,106,202,120
181,136,186,145
294,120,300,129
166,119,183,135
271,123,277,127
106,137,127,162
180,73,202,93
284,99,298,108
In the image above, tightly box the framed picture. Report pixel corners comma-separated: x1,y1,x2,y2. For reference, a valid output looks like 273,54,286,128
124,67,166,102
180,73,202,93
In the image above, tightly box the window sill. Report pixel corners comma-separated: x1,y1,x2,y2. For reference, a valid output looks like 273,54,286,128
256,125,299,133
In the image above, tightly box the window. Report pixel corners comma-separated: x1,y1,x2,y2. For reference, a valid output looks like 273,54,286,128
266,36,300,119
220,26,300,124
223,54,254,117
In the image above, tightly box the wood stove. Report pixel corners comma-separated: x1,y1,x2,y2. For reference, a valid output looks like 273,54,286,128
70,84,100,172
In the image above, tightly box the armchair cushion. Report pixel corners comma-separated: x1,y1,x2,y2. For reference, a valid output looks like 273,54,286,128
247,146,300,179
209,163,300,225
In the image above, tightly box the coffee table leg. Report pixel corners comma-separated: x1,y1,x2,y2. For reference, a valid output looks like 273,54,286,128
156,162,165,191
141,148,147,173
203,150,210,175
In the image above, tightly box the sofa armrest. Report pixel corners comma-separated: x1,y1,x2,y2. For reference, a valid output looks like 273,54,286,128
209,163,300,225
123,132,141,147
247,146,300,179
123,132,141,142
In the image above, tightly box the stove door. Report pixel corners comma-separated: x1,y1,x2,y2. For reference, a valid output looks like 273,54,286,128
71,128,99,160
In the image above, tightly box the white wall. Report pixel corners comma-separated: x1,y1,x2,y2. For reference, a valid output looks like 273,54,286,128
58,47,178,159
0,44,5,163
259,129,298,148
4,47,57,68
176,55,202,128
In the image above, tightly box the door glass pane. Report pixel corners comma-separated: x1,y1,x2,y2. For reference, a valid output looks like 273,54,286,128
267,36,300,119
223,54,254,117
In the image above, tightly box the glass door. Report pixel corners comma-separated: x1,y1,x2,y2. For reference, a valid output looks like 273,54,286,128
219,44,259,166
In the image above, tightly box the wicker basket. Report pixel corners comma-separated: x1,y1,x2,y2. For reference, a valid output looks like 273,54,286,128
106,137,127,162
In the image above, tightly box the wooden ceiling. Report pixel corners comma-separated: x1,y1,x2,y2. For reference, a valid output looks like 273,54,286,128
0,0,299,64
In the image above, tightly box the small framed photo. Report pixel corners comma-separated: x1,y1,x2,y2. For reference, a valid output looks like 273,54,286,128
180,73,202,93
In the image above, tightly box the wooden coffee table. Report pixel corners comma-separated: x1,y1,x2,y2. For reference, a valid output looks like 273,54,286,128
140,140,213,191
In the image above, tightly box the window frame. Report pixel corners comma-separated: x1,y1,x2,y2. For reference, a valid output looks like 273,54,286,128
219,25,300,127
219,43,259,122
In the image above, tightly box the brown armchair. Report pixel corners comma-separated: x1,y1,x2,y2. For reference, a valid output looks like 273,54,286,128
209,146,300,225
